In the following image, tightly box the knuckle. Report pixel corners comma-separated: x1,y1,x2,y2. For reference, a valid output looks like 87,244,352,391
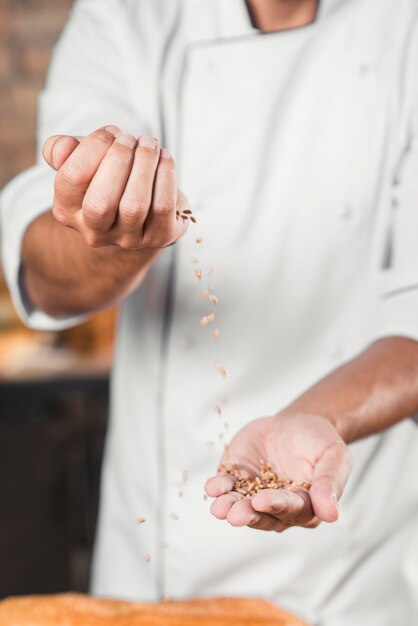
119,199,149,218
153,201,174,215
294,509,310,524
108,146,134,165
92,128,116,147
84,230,103,248
140,146,159,162
119,235,141,251
143,233,168,249
83,198,113,221
52,205,71,226
58,162,90,187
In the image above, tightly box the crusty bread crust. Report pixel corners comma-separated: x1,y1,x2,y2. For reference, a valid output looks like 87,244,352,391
0,594,309,625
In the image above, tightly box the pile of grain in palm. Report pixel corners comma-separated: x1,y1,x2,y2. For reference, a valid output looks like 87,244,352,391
218,460,311,499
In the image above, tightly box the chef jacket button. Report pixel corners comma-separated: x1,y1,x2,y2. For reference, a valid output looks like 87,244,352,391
182,336,195,351
358,62,370,75
358,56,374,75
336,203,353,220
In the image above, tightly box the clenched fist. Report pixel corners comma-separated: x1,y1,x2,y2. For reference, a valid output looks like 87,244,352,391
42,125,190,250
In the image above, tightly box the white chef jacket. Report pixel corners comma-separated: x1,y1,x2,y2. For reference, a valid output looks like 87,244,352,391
2,0,418,624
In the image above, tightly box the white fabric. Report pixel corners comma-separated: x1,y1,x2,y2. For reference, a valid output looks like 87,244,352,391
1,0,418,624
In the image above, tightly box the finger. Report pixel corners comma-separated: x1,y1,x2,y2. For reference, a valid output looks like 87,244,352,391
210,492,242,520
302,517,321,529
310,442,352,523
143,149,184,247
54,126,120,218
205,474,236,498
227,498,289,532
82,133,136,232
117,134,160,241
252,488,314,526
42,135,80,170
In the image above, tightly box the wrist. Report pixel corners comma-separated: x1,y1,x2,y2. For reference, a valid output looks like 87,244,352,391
277,405,353,443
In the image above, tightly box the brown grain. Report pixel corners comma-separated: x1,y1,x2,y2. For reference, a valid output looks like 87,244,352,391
215,363,227,377
217,461,312,499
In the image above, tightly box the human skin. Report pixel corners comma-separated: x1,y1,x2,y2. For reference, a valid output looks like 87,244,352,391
246,0,318,32
22,127,190,317
205,337,418,531
22,0,418,534
204,0,418,532
22,0,318,317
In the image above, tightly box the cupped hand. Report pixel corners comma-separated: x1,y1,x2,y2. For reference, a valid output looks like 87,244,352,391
205,413,352,532
42,126,190,250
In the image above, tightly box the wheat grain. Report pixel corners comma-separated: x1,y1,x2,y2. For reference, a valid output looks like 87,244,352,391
215,363,227,377
217,461,312,499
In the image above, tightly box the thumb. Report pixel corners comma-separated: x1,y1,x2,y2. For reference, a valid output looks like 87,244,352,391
42,135,81,170
310,441,352,523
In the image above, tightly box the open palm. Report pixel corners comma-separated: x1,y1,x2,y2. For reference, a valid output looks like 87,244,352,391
205,413,352,532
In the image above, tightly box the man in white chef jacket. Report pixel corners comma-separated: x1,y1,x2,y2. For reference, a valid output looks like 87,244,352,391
2,0,418,623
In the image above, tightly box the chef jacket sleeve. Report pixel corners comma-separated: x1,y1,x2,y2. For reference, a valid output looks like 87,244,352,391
372,23,418,345
0,0,154,330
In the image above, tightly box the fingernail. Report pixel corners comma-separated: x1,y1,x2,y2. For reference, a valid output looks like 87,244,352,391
116,133,136,148
51,140,60,169
332,494,339,514
139,135,157,149
104,125,121,137
160,148,171,159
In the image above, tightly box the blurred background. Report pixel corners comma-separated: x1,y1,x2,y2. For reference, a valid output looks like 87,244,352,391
0,0,115,597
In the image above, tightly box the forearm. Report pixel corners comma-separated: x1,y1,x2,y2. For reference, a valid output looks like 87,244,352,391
280,337,418,443
22,211,160,317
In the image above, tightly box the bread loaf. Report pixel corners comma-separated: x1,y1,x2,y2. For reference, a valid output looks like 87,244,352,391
0,593,308,625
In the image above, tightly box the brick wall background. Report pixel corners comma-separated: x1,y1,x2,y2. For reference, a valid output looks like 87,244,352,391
0,0,73,189
0,2,113,595
0,0,116,366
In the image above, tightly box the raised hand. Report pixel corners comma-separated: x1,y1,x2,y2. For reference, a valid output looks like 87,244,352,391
205,413,352,532
42,126,189,250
